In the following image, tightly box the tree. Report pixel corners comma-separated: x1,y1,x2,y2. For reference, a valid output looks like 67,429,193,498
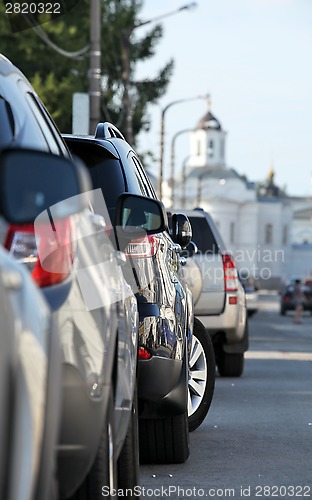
0,0,173,140
100,0,174,144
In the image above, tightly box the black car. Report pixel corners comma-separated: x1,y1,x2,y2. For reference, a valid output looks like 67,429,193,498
64,123,194,463
0,54,166,499
280,280,312,315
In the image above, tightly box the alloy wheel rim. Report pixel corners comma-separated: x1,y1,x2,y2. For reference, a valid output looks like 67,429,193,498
188,334,208,416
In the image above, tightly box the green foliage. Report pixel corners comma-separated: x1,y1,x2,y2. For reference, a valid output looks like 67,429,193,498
0,0,173,139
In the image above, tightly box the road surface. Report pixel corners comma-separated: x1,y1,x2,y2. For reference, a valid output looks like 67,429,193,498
139,293,312,499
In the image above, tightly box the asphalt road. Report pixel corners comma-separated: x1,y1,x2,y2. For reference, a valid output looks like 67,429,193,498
139,293,312,499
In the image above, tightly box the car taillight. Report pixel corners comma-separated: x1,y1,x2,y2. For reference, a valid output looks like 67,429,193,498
125,235,159,258
5,219,74,287
138,346,151,360
222,253,238,292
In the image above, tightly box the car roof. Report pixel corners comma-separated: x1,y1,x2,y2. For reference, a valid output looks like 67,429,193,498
63,134,119,160
0,55,69,156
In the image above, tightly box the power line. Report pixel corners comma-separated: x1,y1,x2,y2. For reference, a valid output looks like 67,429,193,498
24,14,89,59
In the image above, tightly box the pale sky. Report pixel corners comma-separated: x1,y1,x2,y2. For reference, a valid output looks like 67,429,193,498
136,0,312,197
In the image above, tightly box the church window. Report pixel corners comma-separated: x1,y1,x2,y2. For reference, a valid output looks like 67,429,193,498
282,225,288,245
230,222,235,243
197,140,201,156
207,139,214,158
265,223,273,244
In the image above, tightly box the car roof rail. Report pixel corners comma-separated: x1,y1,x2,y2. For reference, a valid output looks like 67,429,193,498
95,122,125,141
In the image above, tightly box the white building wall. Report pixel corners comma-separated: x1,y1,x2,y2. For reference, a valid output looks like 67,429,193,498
235,203,260,278
289,245,312,280
292,218,312,244
189,129,207,167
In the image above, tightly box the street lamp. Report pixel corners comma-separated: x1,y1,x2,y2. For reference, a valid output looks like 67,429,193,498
121,2,198,144
170,128,194,207
158,94,209,200
181,155,192,208
134,2,197,28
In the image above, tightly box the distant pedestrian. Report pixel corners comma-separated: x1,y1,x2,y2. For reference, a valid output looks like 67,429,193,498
293,279,305,324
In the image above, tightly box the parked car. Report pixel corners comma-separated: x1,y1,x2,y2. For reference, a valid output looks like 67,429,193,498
239,273,259,317
63,124,194,462
280,279,312,315
168,213,216,431
180,208,248,377
0,54,154,499
0,226,60,500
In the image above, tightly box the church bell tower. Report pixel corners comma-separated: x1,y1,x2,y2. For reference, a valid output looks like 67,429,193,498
188,97,227,169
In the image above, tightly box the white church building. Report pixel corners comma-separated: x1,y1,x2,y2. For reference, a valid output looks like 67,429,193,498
169,104,312,288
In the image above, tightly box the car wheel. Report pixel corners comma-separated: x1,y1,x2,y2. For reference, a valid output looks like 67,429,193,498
117,385,139,494
139,411,189,464
188,317,215,432
217,351,244,377
280,308,286,316
69,389,117,500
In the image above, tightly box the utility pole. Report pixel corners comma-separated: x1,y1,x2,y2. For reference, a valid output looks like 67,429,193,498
89,0,101,134
121,28,133,144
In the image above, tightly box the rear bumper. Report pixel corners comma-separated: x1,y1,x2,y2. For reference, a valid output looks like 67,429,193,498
196,293,248,352
138,356,187,418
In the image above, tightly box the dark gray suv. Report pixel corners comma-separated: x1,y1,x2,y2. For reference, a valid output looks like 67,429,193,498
64,124,194,463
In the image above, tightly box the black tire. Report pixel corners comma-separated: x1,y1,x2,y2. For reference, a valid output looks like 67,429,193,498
217,351,244,377
117,386,139,495
139,411,189,464
69,389,117,500
280,308,286,316
188,317,215,432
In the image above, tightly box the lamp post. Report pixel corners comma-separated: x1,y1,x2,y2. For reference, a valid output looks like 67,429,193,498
121,2,198,144
181,155,192,208
170,128,194,207
158,94,209,200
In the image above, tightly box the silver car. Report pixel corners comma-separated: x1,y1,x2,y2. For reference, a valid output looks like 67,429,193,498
0,243,61,500
180,208,248,377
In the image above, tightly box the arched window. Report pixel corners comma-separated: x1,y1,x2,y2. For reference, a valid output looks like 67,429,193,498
265,223,273,244
282,225,288,245
207,139,214,158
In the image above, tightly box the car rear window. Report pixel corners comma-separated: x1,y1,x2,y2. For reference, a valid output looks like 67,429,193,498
0,96,15,147
188,216,219,254
89,158,126,221
66,140,125,220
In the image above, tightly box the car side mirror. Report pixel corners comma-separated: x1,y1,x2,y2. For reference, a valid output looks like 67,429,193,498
0,149,91,224
116,193,168,233
170,213,192,249
181,240,198,258
115,193,168,251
